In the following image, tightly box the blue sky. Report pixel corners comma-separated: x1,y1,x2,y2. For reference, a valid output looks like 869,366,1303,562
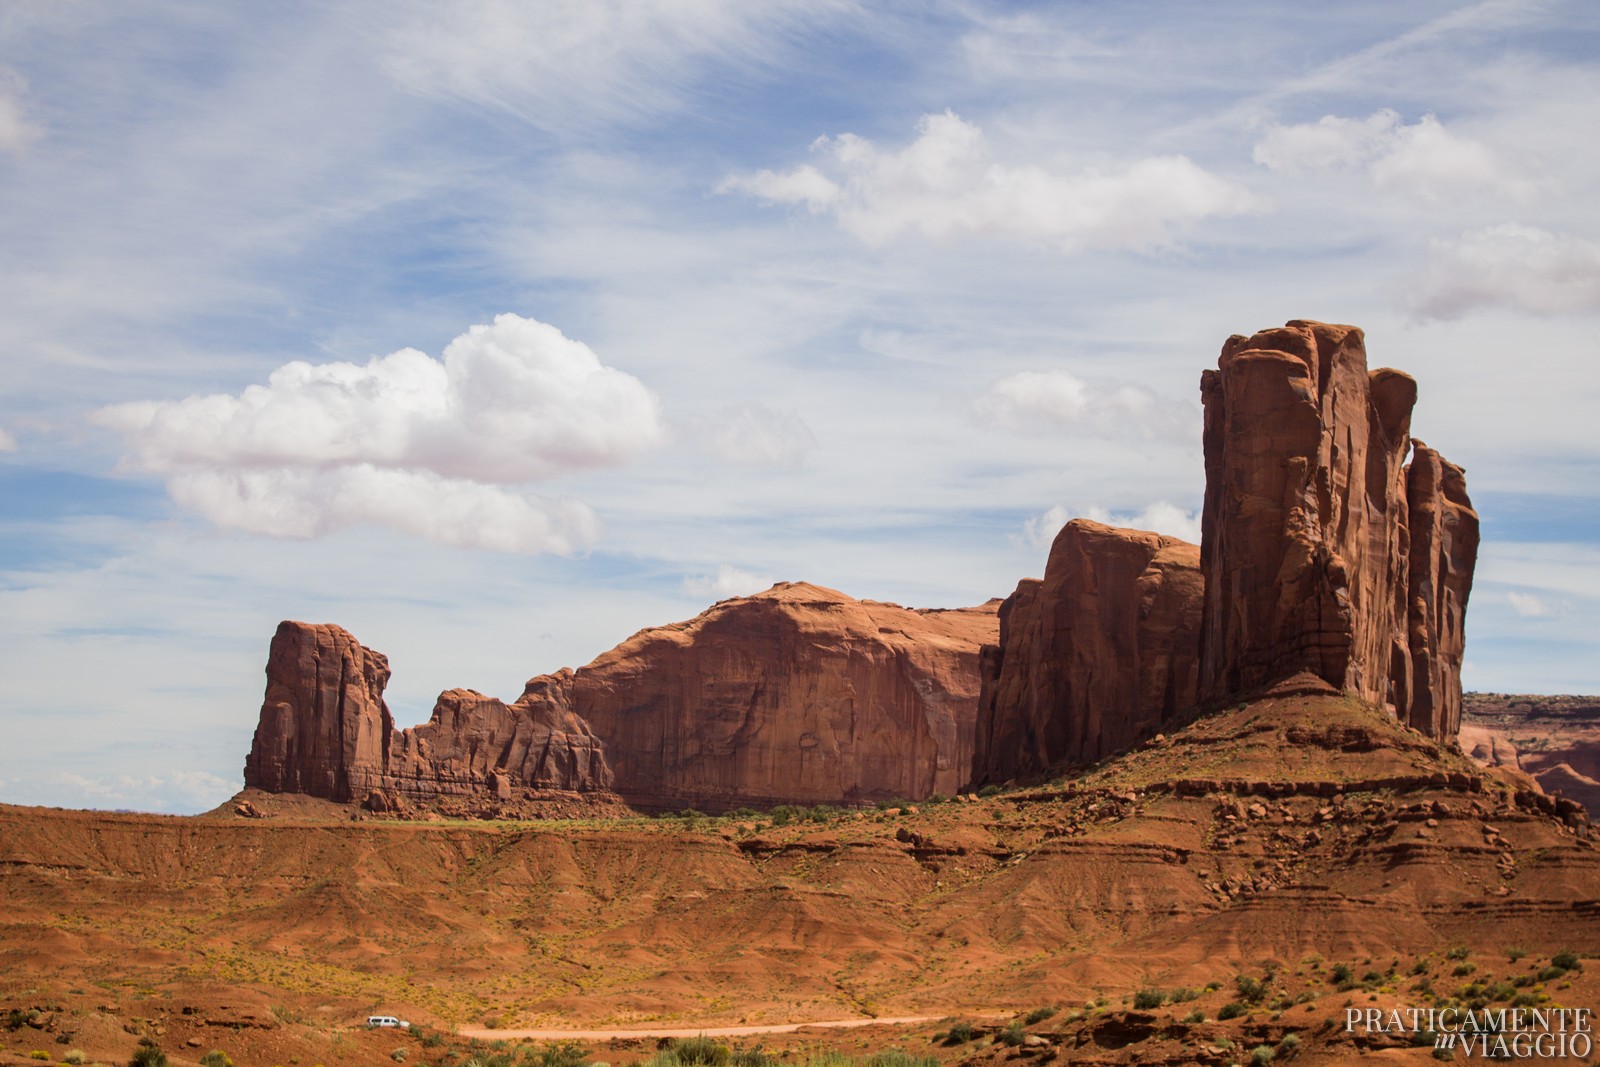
2,1,1597,813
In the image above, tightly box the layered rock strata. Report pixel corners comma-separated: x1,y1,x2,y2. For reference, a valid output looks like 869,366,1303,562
1198,320,1477,734
244,584,998,812
973,320,1479,786
971,520,1202,784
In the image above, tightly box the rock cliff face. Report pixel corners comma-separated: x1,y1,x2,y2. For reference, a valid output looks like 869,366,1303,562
1198,320,1477,735
243,622,394,802
1461,693,1600,817
571,582,996,810
973,320,1479,785
243,584,997,812
970,520,1202,784
244,623,612,808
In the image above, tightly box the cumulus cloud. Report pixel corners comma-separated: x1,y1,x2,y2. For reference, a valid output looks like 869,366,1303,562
0,68,41,156
688,401,818,467
719,110,1254,252
1252,109,1522,201
93,314,661,553
1506,590,1550,617
1021,501,1202,550
974,369,1198,442
683,563,772,599
1405,224,1600,320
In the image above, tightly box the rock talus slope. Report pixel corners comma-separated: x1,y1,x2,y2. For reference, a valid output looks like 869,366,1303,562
244,584,997,811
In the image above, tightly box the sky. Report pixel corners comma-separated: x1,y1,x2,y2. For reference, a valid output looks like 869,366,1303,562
2,1,1598,814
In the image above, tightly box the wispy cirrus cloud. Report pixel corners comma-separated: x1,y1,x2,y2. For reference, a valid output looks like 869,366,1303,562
719,110,1255,252
93,314,662,553
973,368,1198,443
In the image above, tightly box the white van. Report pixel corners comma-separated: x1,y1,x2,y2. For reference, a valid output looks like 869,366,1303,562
367,1016,410,1029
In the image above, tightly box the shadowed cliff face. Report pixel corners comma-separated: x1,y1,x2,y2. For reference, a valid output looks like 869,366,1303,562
244,584,998,812
971,520,1202,785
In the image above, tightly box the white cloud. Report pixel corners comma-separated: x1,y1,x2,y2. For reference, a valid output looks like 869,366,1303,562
0,426,15,452
1506,590,1549,617
1021,501,1202,551
973,369,1198,442
0,68,41,156
92,314,660,553
45,770,239,814
688,401,818,467
381,0,852,129
683,563,772,600
719,110,1254,252
1405,224,1600,320
1252,109,1523,201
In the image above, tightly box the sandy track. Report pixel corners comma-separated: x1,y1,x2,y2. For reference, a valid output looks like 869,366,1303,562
459,1016,959,1040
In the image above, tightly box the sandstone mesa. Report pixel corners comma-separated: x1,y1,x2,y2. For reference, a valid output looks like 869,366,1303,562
244,320,1482,815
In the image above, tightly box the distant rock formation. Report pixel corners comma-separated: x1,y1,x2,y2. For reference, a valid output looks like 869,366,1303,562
244,622,612,807
1462,693,1600,817
973,319,1479,786
243,584,998,812
970,520,1202,784
1198,320,1477,736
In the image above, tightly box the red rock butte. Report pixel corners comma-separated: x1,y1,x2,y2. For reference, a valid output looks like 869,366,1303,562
244,582,999,813
244,320,1479,810
972,320,1477,785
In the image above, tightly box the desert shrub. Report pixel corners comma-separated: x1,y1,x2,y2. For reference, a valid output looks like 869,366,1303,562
1410,958,1429,976
390,1051,407,1064
1183,1010,1205,1024
29,1053,50,1062
63,1052,87,1066
129,1047,167,1067
996,1023,1025,1048
1506,947,1527,962
1218,1003,1246,1021
805,805,843,823
802,1054,852,1067
1451,963,1475,977
200,1052,233,1067
1132,989,1166,1010
466,1054,515,1067
526,1041,590,1067
1169,987,1199,1003
1249,1044,1274,1065
1445,946,1469,961
925,794,950,805
666,1037,729,1067
768,805,805,826
1235,975,1269,1004
1023,1006,1056,1025
1276,1033,1301,1060
942,1021,975,1046
1553,950,1581,971
863,1052,934,1067
976,785,1003,798
1330,964,1353,987
1536,966,1567,982
1432,1045,1455,1061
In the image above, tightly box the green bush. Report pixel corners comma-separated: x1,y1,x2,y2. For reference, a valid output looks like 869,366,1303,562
1132,989,1166,1010
1022,1006,1056,1025
1276,1033,1301,1060
996,1023,1025,1048
524,1041,589,1067
1183,1010,1205,1024
665,1037,729,1067
1218,1002,1246,1020
390,1051,408,1064
200,1052,233,1067
129,1047,167,1067
63,1052,87,1066
1250,1045,1275,1065
863,1053,934,1067
29,1053,50,1063
731,1046,775,1067
1169,987,1199,1003
1552,950,1581,971
1446,946,1469,961
1235,975,1269,1004
942,1021,975,1046
1536,966,1567,982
